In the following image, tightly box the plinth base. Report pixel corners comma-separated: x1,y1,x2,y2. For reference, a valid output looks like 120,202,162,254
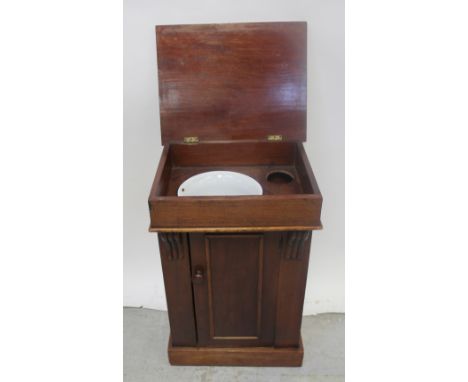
168,336,304,367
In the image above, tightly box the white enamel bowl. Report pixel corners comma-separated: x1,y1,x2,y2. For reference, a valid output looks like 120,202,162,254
177,171,263,197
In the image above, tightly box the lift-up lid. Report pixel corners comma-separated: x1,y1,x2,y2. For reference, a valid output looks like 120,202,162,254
156,22,307,145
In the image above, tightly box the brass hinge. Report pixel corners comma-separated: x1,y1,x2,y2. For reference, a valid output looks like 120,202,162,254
267,134,283,142
183,136,199,144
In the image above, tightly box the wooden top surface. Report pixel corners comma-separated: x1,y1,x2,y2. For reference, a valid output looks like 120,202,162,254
156,22,307,144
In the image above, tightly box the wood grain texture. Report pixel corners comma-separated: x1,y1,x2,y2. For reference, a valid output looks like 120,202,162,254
295,143,322,195
156,22,307,144
207,235,263,340
168,335,304,366
275,231,312,347
148,145,171,200
170,141,296,166
157,233,197,346
150,194,322,230
189,233,282,348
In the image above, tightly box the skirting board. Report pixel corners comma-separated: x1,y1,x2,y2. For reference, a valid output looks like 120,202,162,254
168,336,304,367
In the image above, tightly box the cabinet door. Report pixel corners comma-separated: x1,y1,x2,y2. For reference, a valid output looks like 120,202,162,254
189,233,282,347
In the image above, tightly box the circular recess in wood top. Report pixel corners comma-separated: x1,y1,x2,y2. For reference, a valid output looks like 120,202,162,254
266,170,294,184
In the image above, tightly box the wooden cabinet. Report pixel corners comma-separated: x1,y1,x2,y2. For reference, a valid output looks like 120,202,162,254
148,22,323,366
158,231,313,365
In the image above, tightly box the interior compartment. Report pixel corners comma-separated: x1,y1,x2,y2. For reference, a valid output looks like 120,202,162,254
267,170,295,184
148,141,322,231
152,141,319,197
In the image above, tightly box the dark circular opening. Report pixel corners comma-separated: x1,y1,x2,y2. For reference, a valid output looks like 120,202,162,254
267,171,294,184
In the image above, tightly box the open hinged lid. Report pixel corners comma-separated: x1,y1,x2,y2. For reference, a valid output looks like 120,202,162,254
156,22,307,145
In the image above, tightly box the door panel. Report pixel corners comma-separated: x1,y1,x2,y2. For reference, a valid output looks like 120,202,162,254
208,234,262,339
190,233,281,347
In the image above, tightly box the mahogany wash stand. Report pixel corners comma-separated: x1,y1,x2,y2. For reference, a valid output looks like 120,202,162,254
148,22,323,366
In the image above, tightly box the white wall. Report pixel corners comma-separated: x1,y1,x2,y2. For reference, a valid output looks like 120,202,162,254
123,0,344,314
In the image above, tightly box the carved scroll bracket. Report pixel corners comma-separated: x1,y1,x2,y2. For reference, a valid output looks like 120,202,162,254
159,233,186,261
280,231,311,260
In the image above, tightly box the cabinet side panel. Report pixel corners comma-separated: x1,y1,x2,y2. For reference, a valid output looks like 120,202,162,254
158,233,197,346
275,231,312,347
